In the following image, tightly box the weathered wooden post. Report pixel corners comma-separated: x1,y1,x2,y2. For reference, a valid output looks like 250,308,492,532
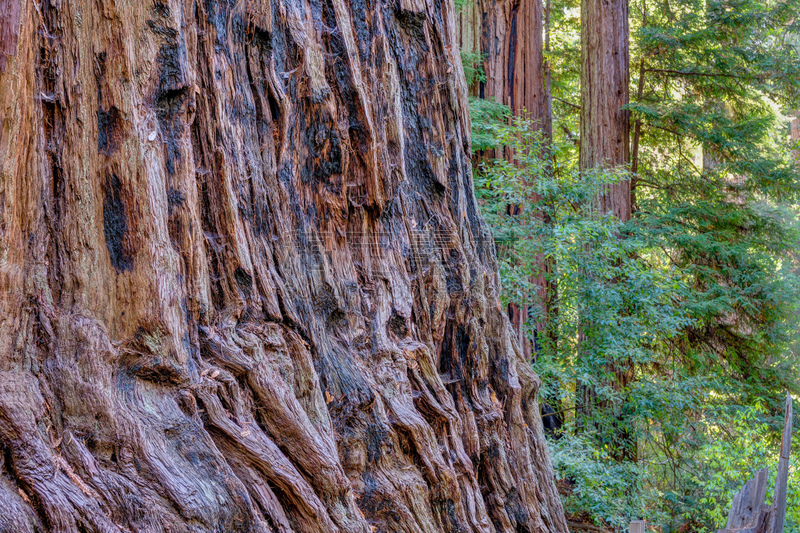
720,468,771,532
773,393,792,533
716,393,793,533
629,520,646,533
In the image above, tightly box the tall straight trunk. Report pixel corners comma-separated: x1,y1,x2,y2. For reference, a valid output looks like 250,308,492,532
580,0,630,221
481,0,549,127
458,0,548,123
578,0,634,459
457,0,550,361
0,0,568,531
542,0,557,356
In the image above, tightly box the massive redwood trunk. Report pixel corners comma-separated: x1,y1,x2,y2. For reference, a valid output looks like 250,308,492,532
0,0,567,531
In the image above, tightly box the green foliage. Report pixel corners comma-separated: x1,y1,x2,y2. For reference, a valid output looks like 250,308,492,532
468,97,510,152
461,50,487,87
472,110,799,530
549,434,652,529
453,0,471,12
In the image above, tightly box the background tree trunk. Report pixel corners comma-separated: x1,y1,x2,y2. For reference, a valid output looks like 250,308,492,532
459,0,548,125
577,0,634,460
0,0,568,531
457,0,550,362
579,0,630,220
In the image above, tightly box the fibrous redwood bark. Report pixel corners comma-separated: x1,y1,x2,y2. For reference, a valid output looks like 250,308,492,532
580,0,630,220
0,0,567,531
458,0,548,125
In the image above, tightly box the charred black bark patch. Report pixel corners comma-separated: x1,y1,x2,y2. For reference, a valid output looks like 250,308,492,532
350,0,372,61
103,173,132,271
157,41,186,90
438,320,463,382
358,470,402,522
157,42,186,92
156,87,188,175
247,24,271,52
395,9,426,45
365,422,389,463
204,0,237,51
445,248,464,293
167,188,186,210
439,498,468,533
97,106,123,155
151,1,170,17
301,103,343,184
146,19,178,40
507,7,518,111
167,188,187,252
504,488,531,533
388,310,409,338
155,42,189,175
267,90,281,123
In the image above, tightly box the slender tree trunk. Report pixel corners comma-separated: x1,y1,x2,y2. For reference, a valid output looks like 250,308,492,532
457,0,550,362
578,0,634,460
630,4,647,213
542,0,557,357
580,0,630,221
630,55,645,212
0,0,568,531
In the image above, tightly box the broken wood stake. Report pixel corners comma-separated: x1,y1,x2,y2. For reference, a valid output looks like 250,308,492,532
773,393,792,533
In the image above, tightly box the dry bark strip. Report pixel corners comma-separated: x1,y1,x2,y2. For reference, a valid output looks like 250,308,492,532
0,0,568,531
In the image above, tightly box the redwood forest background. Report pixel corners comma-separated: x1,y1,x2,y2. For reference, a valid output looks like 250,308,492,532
457,0,800,530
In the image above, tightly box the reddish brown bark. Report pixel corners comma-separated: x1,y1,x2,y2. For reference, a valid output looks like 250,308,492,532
0,0,567,531
465,0,548,126
580,0,630,221
457,0,551,360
